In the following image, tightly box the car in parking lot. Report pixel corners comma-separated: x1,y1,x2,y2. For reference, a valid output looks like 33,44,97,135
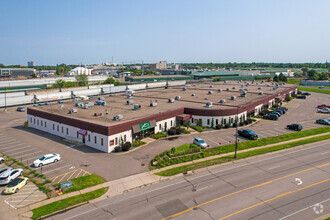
0,167,12,175
238,129,259,140
316,119,330,125
3,177,29,194
193,137,208,149
32,154,61,167
287,124,303,131
0,157,4,164
263,114,278,120
0,168,23,185
317,104,330,109
297,95,307,99
317,108,330,114
302,92,311,96
269,111,281,117
58,100,64,104
16,106,26,112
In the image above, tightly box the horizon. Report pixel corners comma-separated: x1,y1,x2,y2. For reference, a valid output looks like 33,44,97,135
1,0,330,65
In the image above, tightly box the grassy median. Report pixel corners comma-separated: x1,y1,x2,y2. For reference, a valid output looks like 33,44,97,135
32,187,108,220
298,86,330,94
155,133,330,176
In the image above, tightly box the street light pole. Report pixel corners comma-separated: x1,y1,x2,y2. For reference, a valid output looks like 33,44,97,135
234,107,238,159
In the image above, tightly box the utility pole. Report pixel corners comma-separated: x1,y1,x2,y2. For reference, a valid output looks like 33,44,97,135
234,107,239,159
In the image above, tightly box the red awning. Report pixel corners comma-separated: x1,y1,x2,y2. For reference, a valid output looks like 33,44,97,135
176,114,191,121
78,129,87,136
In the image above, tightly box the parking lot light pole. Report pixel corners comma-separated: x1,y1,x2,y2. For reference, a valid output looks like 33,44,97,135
234,107,239,158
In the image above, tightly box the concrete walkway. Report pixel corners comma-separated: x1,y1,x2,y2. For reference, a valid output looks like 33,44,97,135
17,132,330,218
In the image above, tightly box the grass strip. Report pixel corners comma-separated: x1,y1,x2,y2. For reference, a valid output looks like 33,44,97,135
155,134,330,176
32,187,107,220
298,86,330,94
53,174,105,194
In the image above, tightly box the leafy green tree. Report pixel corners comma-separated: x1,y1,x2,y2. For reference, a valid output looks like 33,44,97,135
75,74,88,86
53,79,66,88
102,77,121,86
319,72,329,80
56,64,70,76
273,75,279,82
293,69,303,77
301,67,308,75
307,69,318,80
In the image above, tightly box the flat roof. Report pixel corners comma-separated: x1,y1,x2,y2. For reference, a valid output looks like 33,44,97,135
190,71,239,76
31,81,295,126
126,75,191,79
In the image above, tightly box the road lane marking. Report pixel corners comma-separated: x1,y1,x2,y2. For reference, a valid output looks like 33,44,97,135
64,207,98,220
161,163,330,219
218,178,330,220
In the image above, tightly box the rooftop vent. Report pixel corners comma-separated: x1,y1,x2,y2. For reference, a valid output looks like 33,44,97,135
204,98,208,100
226,88,230,91
113,114,123,121
258,87,261,90
95,100,107,106
224,81,227,83
182,87,187,91
267,84,270,87
244,88,249,91
127,100,134,105
219,99,226,103
192,93,196,96
232,87,236,89
150,102,157,107
208,91,213,94
68,109,77,114
125,90,135,95
210,85,213,88
218,89,222,92
231,96,236,100
240,92,247,97
175,96,181,100
259,92,263,95
168,99,175,103
272,82,274,85
94,112,102,116
273,87,278,90
261,80,265,83
133,104,141,110
256,83,259,85
283,83,286,85
241,85,244,87
206,101,213,108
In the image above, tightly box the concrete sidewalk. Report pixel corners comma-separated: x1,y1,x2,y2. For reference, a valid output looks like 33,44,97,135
17,132,330,218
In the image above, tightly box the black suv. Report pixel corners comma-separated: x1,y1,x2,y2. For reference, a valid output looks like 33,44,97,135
263,114,278,120
297,95,307,99
302,92,311,96
287,124,303,131
238,129,259,140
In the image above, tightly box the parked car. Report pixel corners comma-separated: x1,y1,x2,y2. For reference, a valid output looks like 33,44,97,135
317,108,330,114
263,114,278,120
238,129,259,140
319,86,324,89
297,95,307,99
193,137,208,149
317,104,330,109
275,108,286,114
0,167,12,175
0,157,4,164
0,168,23,185
316,119,330,125
270,111,281,117
33,104,39,107
279,107,288,111
302,92,311,96
3,177,29,194
58,100,64,104
16,106,26,112
287,124,303,131
32,154,61,167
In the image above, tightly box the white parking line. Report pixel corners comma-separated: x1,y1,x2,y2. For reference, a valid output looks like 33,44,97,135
43,164,72,174
7,195,46,199
268,165,280,170
10,148,38,156
10,192,43,195
217,137,229,145
0,141,22,147
2,146,29,153
205,138,219,145
21,151,43,158
0,138,16,143
7,199,44,202
24,154,44,162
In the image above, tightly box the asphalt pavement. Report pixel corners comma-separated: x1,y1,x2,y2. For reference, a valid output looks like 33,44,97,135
45,140,330,220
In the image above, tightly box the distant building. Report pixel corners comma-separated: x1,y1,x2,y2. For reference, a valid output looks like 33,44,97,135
150,61,167,71
27,61,35,67
0,68,36,78
66,67,92,76
161,70,191,75
104,62,117,67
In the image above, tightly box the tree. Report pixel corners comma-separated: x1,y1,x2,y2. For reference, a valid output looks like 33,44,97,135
122,142,131,151
56,63,70,76
273,75,279,82
307,69,318,80
293,69,303,77
53,79,66,88
319,72,329,80
211,118,214,128
31,73,37,78
301,67,308,76
278,73,287,82
75,74,88,86
102,77,121,86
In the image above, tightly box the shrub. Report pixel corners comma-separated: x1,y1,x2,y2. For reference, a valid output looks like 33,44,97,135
225,123,230,128
191,126,203,132
132,139,146,147
176,127,182,134
239,122,244,126
182,128,190,134
232,122,237,127
248,118,253,124
251,118,257,122
259,110,270,116
244,120,249,125
151,132,168,139
170,147,177,154
122,142,131,151
215,124,222,129
168,128,177,135
114,147,121,152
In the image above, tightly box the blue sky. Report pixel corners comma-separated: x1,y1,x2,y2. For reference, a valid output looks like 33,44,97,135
1,0,329,65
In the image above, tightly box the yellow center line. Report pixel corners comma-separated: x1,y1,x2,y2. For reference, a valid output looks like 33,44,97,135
162,162,330,219
67,169,78,181
75,169,83,178
219,178,330,220
57,172,70,183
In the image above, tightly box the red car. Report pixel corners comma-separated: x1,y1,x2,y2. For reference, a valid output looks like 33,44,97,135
317,104,330,109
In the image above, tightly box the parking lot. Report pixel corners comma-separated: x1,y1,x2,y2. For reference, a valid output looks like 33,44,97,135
0,91,329,191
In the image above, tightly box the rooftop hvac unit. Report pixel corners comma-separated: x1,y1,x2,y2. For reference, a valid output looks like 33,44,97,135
95,100,107,106
182,87,187,91
192,93,196,96
273,87,278,90
133,104,141,110
88,102,94,107
219,99,226,103
210,85,213,88
84,103,89,109
218,89,222,92
150,102,157,107
175,96,181,100
206,102,213,108
208,91,213,94
244,88,249,91
267,84,270,87
113,114,123,121
240,92,247,97
232,87,236,89
94,112,102,116
226,88,230,91
125,90,135,95
168,99,175,103
99,97,105,101
258,87,262,90
109,94,114,97
68,109,77,114
256,83,259,85
252,80,255,83
224,81,227,83
259,92,263,95
127,100,134,105
231,96,236,100
241,85,244,87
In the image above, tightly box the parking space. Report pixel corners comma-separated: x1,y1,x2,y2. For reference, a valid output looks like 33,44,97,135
50,168,91,185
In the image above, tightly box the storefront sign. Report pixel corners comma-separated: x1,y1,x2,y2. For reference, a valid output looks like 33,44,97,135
139,121,151,131
60,180,73,189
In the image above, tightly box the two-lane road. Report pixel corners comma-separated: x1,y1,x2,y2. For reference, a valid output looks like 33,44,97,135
47,140,330,220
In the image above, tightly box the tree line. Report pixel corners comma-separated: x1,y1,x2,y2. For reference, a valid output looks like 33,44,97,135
52,76,121,89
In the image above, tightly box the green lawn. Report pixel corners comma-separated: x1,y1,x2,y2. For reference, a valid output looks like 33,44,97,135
59,174,106,194
32,187,108,220
156,134,330,176
287,78,301,85
298,87,330,94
